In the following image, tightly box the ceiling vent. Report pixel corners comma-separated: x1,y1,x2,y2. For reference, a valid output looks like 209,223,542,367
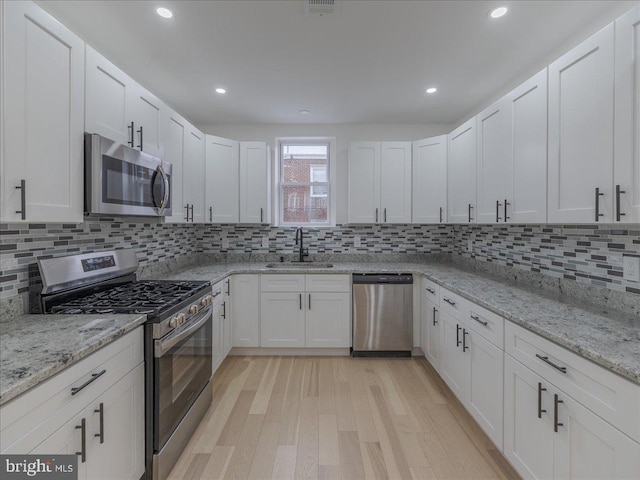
304,0,338,16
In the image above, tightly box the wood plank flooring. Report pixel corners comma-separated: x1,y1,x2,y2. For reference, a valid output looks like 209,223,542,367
168,356,520,480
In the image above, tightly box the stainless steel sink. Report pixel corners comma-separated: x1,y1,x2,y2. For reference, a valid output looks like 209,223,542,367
265,262,333,269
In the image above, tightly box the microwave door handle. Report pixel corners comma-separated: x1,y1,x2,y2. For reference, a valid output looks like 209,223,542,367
153,166,169,215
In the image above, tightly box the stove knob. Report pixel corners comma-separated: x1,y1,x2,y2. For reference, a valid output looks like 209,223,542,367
177,313,186,325
189,305,198,315
200,297,208,307
204,295,213,306
169,316,179,328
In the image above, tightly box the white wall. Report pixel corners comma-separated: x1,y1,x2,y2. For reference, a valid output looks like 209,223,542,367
197,123,452,224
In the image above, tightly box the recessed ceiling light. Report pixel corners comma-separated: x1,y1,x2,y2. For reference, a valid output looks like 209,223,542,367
156,7,173,19
489,6,508,19
215,88,226,94
426,87,437,94
299,109,310,115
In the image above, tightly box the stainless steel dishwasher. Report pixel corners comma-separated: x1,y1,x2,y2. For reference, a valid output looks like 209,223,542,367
352,273,413,356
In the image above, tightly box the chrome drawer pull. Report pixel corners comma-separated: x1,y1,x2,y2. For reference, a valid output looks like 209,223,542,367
535,354,567,373
71,369,107,395
554,394,564,432
537,382,547,418
425,287,435,294
470,314,488,326
443,297,456,306
76,418,86,463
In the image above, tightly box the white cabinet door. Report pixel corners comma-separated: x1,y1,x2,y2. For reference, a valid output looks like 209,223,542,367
305,292,350,348
212,300,224,373
231,275,260,348
467,332,503,450
183,126,205,223
554,389,640,480
422,297,441,371
504,355,555,480
476,99,509,224
239,142,270,223
31,410,88,480
260,292,306,348
348,142,380,223
440,310,467,401
205,135,240,223
548,24,614,223
505,68,548,223
614,6,640,223
85,45,135,145
380,142,412,223
86,364,144,480
2,0,84,223
164,110,187,224
130,83,166,159
447,118,477,223
412,136,447,223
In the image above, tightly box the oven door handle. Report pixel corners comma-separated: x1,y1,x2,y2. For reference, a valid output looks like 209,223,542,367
154,307,211,358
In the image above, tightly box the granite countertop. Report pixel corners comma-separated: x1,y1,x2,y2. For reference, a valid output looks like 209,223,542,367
0,313,146,405
146,261,640,385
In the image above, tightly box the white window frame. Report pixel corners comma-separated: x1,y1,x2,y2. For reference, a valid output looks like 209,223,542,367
309,165,328,198
275,137,336,227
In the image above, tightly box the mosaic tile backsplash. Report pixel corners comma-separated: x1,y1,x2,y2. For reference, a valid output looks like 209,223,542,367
1,220,639,311
452,224,640,295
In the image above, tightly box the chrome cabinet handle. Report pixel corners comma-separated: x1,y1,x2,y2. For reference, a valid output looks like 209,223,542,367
432,307,438,326
537,382,547,419
616,185,626,221
127,121,135,147
595,187,604,222
535,354,567,373
184,204,189,221
226,278,230,296
504,199,510,221
71,370,107,395
554,394,564,432
260,208,264,223
384,208,387,223
425,287,435,294
15,179,26,220
439,207,443,223
470,314,488,326
222,301,226,319
496,200,502,222
94,402,104,443
462,328,469,352
375,208,379,223
299,293,302,310
456,324,461,347
137,125,144,150
76,418,86,463
209,206,213,223
443,297,456,306
468,204,473,222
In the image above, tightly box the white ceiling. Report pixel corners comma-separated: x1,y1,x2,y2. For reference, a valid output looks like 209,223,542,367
36,0,637,126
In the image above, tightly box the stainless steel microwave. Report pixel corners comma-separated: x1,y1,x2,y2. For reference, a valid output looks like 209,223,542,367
85,133,172,217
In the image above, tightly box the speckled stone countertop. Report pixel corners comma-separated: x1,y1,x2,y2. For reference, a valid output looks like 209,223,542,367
146,261,640,385
0,314,146,405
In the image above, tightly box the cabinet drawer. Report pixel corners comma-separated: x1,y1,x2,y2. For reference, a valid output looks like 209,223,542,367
439,288,466,319
211,280,225,306
261,274,305,292
0,327,143,453
465,302,504,349
421,277,439,304
305,274,350,293
505,321,640,443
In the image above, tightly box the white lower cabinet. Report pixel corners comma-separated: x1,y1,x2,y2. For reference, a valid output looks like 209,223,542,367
260,275,350,349
440,310,468,400
211,281,225,373
504,354,640,480
421,295,441,372
0,328,144,480
230,274,260,347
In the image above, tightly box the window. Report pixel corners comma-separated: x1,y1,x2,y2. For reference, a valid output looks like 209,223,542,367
278,139,334,226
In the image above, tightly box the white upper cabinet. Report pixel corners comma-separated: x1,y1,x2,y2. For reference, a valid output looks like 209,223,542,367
614,6,640,223
476,99,509,224
205,135,240,223
239,141,270,223
130,83,166,158
412,136,447,224
85,46,135,145
348,141,412,223
348,142,380,223
447,118,477,223
2,0,85,223
505,68,548,223
183,125,205,223
164,110,187,224
548,24,615,223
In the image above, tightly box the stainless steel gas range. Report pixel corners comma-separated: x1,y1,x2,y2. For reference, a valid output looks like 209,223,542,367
38,249,213,480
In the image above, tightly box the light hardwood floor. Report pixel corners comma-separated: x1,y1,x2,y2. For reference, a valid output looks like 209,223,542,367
168,356,520,480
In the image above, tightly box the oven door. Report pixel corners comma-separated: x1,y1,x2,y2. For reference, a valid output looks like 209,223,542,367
85,133,172,217
153,307,212,451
